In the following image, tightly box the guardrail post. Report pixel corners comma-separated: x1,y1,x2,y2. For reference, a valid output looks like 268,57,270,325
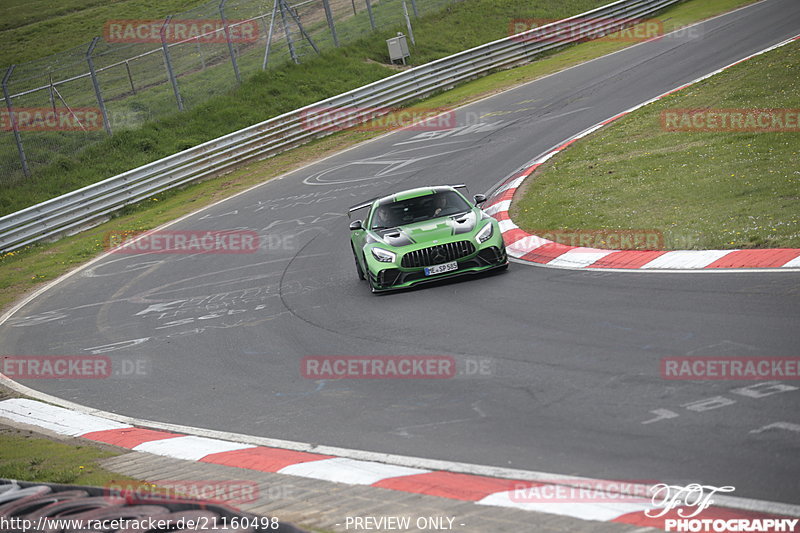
403,2,415,46
86,37,112,135
195,41,207,70
124,60,137,94
160,16,184,111
2,65,30,178
262,2,278,69
322,0,339,47
279,0,299,64
410,0,418,18
365,0,376,31
219,0,242,84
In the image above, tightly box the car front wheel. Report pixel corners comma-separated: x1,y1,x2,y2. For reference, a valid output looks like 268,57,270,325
351,245,366,280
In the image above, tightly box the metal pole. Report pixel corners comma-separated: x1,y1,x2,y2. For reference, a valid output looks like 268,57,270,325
86,37,112,135
410,0,418,18
365,0,376,31
160,16,184,111
279,0,299,64
284,1,319,54
219,0,242,84
48,72,57,114
403,2,415,46
322,0,339,47
262,1,278,70
124,60,136,94
2,66,30,177
195,40,207,70
351,0,357,16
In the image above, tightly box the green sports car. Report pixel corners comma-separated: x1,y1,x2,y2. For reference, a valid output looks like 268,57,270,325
348,185,508,292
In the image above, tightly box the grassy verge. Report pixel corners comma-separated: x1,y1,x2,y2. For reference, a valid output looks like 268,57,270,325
0,0,757,316
1,0,614,213
1,0,210,65
0,390,127,486
0,425,134,486
512,37,800,250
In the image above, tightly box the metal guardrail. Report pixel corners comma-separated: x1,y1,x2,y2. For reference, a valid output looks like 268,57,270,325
0,0,681,253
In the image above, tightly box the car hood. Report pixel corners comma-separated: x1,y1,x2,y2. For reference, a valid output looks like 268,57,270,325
372,211,477,247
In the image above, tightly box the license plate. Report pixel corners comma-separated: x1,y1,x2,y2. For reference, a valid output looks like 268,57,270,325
424,261,458,276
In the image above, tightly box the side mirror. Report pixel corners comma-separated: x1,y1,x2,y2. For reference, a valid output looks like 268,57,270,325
473,194,487,206
349,220,363,231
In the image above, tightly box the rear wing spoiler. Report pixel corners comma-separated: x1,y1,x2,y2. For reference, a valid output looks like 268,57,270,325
348,199,377,218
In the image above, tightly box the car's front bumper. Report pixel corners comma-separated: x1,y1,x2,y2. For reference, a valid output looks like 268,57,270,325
368,245,508,291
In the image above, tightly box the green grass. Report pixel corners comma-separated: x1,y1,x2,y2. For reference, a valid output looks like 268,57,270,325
0,0,758,316
0,428,135,486
0,0,211,65
1,0,614,214
512,38,800,250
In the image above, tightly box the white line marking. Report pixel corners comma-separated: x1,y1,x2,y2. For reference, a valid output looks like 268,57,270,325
133,435,255,460
498,219,519,233
639,250,733,269
547,249,614,268
477,490,654,521
0,398,130,436
484,200,511,216
782,255,800,268
506,234,551,258
278,457,429,485
750,422,800,435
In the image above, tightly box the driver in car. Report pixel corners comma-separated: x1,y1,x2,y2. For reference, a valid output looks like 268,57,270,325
373,206,392,228
431,194,448,217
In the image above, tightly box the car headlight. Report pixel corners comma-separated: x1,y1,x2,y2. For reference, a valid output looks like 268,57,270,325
475,222,494,244
371,247,396,263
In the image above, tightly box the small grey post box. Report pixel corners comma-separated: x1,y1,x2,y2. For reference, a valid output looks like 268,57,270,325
387,32,410,65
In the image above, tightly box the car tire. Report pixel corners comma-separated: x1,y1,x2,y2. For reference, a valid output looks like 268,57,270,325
351,245,366,280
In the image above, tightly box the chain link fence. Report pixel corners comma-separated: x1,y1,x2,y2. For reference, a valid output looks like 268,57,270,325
0,0,453,183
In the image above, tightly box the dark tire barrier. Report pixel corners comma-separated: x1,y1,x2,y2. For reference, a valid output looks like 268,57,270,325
0,480,307,532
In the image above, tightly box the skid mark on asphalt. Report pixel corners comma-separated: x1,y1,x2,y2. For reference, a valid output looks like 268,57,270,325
391,121,505,145
391,401,488,438
302,143,473,185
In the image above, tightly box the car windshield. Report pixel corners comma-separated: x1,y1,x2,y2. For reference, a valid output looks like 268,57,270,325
370,191,471,229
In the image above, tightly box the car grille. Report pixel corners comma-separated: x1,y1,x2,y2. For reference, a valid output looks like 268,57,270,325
401,241,475,268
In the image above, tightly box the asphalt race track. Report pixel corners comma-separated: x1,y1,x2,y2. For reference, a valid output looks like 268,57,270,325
2,0,799,505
